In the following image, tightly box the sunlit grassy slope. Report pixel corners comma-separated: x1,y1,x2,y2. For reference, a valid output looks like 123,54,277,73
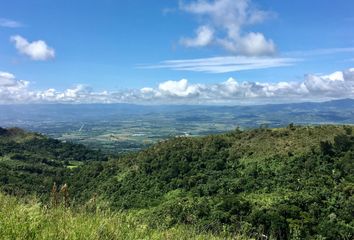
0,193,244,240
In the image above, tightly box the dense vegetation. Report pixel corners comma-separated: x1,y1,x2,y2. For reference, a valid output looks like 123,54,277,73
0,125,353,239
0,127,107,197
0,193,228,240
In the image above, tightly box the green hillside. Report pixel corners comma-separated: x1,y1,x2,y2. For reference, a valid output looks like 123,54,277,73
0,125,353,239
0,127,107,197
0,193,229,240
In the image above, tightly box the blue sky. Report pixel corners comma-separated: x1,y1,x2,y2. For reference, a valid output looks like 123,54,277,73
0,0,354,104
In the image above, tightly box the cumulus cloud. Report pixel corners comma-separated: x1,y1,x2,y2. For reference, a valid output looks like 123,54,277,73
180,25,214,47
218,32,276,56
138,68,354,103
1,68,354,104
0,71,31,103
158,79,202,97
10,35,55,61
0,72,17,86
0,18,22,28
179,0,276,56
302,69,354,98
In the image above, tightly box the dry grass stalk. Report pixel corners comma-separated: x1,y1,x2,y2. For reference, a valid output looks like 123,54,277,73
50,182,59,208
60,183,69,208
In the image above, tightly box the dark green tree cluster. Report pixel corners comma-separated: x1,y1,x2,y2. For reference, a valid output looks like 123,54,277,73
0,128,107,197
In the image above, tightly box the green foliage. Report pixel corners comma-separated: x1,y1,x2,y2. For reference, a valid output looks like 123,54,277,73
0,129,107,197
68,125,354,240
1,125,353,239
0,193,231,240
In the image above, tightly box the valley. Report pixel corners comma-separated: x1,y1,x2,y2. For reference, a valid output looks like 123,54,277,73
1,99,353,153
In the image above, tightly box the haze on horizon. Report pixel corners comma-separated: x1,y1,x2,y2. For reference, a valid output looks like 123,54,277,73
1,0,354,105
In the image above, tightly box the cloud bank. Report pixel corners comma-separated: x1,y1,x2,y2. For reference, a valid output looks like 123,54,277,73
1,68,353,104
0,71,30,103
10,35,55,61
179,0,276,56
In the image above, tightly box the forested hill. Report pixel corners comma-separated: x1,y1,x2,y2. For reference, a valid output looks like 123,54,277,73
0,127,108,196
0,125,353,239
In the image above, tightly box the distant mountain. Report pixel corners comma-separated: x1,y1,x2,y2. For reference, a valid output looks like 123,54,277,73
1,98,353,153
0,98,353,124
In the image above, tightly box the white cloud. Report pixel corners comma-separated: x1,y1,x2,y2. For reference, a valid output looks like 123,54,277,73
179,0,276,56
180,25,214,47
0,71,31,103
10,35,55,61
302,68,354,97
1,68,354,104
0,18,22,28
141,56,299,73
158,79,202,97
140,87,155,94
0,72,16,86
321,71,344,81
137,68,354,103
218,32,276,56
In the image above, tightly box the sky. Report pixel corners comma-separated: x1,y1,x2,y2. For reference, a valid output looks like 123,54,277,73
0,0,354,104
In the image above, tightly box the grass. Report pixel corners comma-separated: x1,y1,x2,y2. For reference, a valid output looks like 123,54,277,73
0,193,250,240
67,161,83,169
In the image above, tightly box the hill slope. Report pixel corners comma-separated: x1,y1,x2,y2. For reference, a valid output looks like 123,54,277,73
0,193,227,240
68,125,354,239
0,127,107,196
0,125,353,239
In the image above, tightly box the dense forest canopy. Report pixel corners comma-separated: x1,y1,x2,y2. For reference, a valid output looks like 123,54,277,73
0,125,353,240
0,127,108,196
